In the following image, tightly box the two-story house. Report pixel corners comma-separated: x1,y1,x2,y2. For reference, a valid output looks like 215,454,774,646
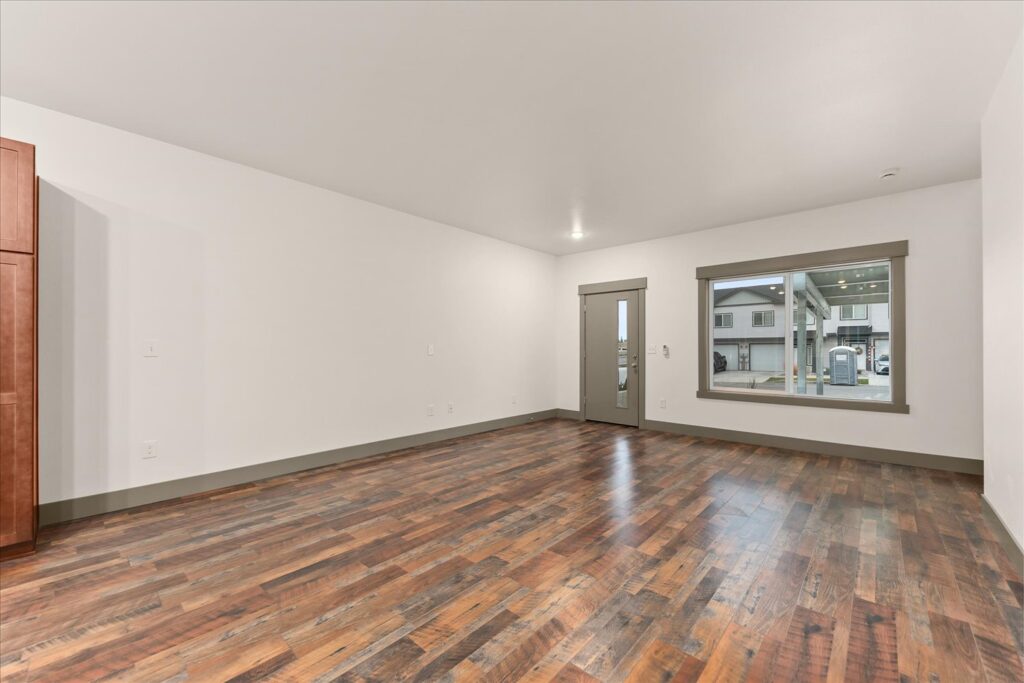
713,285,889,373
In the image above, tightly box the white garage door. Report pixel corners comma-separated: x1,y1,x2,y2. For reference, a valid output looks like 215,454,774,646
713,344,738,371
750,343,785,371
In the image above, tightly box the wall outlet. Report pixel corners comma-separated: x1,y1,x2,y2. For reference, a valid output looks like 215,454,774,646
648,344,657,354
143,339,160,357
511,395,518,405
659,398,667,409
142,440,157,459
448,401,455,414
427,404,434,417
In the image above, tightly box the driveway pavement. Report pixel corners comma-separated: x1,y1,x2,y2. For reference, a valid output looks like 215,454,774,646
712,371,891,400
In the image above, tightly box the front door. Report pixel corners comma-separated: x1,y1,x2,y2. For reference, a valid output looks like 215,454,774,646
584,290,640,426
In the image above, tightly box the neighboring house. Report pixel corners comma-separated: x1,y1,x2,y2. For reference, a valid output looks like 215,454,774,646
712,286,889,372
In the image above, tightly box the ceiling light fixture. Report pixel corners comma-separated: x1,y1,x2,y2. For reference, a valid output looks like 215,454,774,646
840,285,848,289
571,230,583,240
879,167,900,180
837,279,846,284
870,283,877,288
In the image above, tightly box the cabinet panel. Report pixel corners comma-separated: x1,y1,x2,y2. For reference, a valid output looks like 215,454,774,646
0,138,36,254
0,252,36,550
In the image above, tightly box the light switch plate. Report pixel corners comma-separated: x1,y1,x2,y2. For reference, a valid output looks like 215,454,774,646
144,339,160,357
427,344,435,356
647,344,657,354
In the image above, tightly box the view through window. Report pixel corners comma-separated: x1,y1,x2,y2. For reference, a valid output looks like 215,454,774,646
710,261,892,402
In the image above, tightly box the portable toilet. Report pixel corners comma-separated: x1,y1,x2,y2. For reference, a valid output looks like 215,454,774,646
829,346,858,385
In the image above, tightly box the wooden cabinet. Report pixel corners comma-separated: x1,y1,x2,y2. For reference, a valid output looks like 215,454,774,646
0,137,37,560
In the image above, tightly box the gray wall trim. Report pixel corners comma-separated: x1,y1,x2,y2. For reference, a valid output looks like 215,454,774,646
697,279,709,396
890,255,907,408
981,495,1024,577
39,410,558,526
555,409,582,420
577,277,648,296
638,288,647,429
696,245,909,415
579,295,586,420
695,240,909,280
643,419,982,475
694,389,910,413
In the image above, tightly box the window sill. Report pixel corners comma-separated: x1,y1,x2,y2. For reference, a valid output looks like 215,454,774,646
695,389,910,414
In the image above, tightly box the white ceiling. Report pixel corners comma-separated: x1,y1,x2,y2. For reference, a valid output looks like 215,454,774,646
1,1,1020,254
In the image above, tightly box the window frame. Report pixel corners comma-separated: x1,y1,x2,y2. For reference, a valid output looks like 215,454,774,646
751,310,775,327
840,304,868,320
696,241,908,414
714,312,733,328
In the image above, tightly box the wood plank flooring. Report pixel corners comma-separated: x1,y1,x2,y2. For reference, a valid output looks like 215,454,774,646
1,418,1021,682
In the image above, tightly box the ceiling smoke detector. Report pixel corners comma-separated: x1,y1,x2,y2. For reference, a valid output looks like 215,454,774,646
879,167,900,180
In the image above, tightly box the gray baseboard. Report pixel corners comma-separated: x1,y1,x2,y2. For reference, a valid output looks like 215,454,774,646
981,495,1024,577
642,419,983,475
38,410,988,527
38,410,558,526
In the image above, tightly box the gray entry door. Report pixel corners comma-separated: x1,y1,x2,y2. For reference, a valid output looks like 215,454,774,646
584,290,640,426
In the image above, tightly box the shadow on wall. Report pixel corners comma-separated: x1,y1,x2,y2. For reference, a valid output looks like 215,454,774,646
37,180,207,507
37,180,110,505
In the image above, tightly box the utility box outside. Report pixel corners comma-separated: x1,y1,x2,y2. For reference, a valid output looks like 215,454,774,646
829,346,858,385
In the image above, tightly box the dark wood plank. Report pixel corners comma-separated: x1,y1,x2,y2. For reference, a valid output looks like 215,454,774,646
0,419,1020,681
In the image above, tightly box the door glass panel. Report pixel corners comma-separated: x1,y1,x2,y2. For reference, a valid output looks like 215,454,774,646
617,299,628,408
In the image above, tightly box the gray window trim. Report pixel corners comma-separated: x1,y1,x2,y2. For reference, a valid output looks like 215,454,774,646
714,312,733,328
751,310,775,327
695,240,907,280
696,242,909,414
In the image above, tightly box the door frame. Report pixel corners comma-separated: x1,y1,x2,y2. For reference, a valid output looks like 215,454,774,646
578,278,647,427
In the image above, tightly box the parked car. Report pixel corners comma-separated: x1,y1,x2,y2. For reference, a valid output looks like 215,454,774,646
875,354,890,375
713,351,727,373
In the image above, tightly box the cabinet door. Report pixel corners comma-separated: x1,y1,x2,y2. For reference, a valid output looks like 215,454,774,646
0,137,36,254
0,252,36,548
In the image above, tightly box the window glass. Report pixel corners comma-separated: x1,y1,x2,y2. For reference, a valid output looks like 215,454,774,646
840,304,868,320
617,299,628,408
789,262,890,402
708,261,892,403
711,275,786,393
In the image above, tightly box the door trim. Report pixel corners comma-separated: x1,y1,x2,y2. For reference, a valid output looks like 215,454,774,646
578,277,647,296
579,278,647,428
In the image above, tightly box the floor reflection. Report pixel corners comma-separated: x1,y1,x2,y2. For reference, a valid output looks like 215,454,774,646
609,435,634,520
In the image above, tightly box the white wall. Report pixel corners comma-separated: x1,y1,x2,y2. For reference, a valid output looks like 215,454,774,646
0,95,1000,511
557,181,983,461
0,97,557,505
982,31,1024,549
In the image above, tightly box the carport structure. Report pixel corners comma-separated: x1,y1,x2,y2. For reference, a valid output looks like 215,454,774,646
792,262,890,395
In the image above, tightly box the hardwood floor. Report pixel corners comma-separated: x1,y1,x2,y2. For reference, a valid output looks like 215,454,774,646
1,418,1021,682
